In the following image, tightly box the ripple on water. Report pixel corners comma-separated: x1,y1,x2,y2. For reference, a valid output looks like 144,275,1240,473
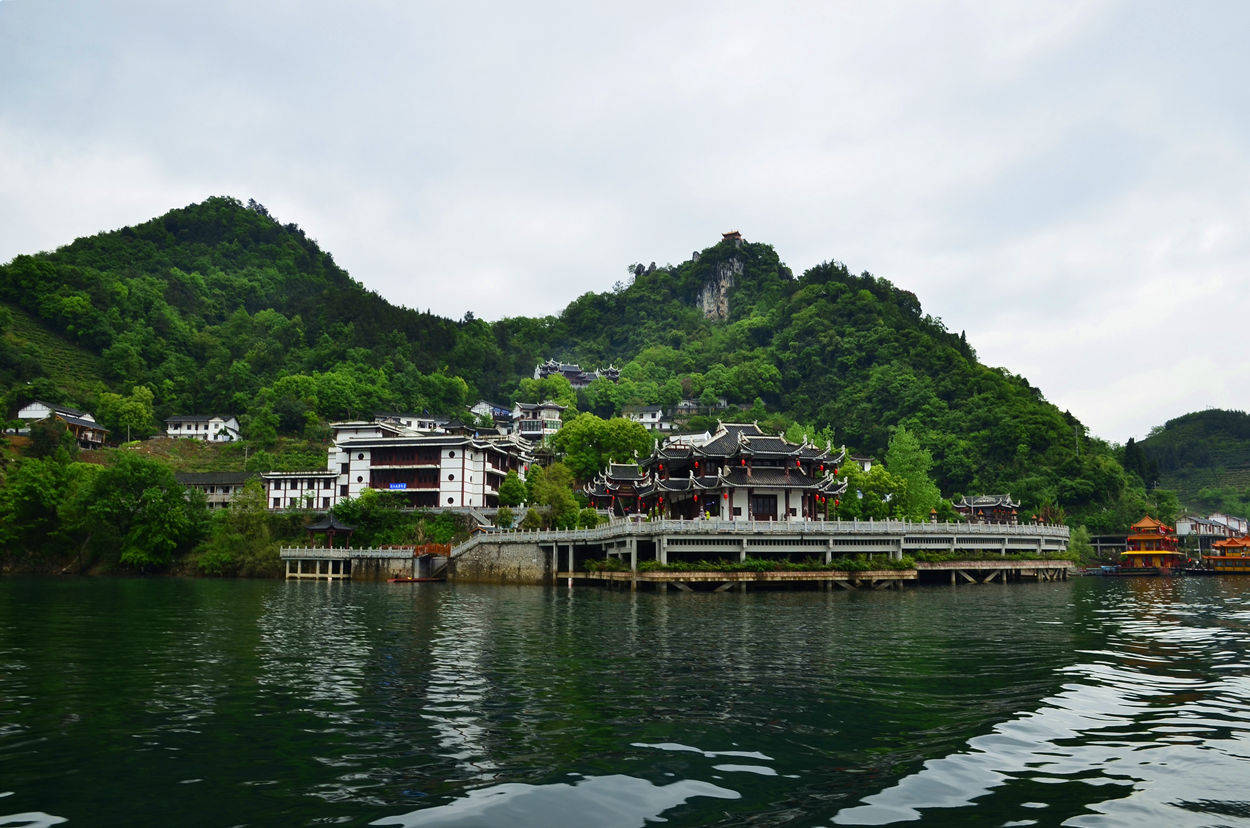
370,774,740,827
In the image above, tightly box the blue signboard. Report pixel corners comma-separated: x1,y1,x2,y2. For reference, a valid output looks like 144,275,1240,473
388,483,407,490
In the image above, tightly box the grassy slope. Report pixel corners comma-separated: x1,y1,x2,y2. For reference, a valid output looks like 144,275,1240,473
2,300,109,402
1140,409,1250,508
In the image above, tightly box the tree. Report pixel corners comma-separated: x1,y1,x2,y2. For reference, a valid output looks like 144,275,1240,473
528,462,580,529
498,470,526,507
96,385,156,441
76,453,207,570
496,506,514,528
550,413,653,481
884,426,941,520
1068,525,1095,565
27,417,78,460
0,456,73,557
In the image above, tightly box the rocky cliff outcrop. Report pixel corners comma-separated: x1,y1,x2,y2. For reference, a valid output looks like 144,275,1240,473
698,257,742,321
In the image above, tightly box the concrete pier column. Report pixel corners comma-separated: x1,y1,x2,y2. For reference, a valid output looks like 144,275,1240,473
740,537,747,562
825,538,833,565
629,538,637,572
659,537,668,565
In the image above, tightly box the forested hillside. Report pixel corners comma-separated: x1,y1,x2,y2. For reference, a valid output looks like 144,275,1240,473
1135,409,1250,515
0,196,1174,530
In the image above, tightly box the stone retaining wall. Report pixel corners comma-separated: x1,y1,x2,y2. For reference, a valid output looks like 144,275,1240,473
451,541,549,585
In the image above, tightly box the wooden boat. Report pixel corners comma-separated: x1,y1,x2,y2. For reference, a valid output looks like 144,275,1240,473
387,576,446,583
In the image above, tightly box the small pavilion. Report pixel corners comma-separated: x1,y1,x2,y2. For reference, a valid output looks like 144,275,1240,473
304,515,356,548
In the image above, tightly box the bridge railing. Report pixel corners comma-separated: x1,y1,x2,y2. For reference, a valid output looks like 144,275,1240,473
280,546,416,560
452,519,1070,558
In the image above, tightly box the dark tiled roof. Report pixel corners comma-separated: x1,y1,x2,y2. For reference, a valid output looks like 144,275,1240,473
721,468,821,488
741,436,801,456
175,472,252,485
305,516,356,532
166,414,235,423
61,414,107,431
955,494,1019,508
607,463,644,481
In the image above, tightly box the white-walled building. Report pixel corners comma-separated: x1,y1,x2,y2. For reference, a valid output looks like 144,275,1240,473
623,405,674,432
514,401,565,442
165,415,240,442
16,400,108,448
261,428,533,511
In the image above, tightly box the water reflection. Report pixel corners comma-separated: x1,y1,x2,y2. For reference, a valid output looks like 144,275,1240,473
834,578,1250,826
372,773,739,827
6,577,1250,825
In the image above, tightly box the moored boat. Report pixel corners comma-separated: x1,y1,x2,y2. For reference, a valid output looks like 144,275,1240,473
1203,537,1250,574
1120,516,1183,576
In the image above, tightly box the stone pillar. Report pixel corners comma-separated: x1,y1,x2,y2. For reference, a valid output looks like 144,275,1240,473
659,536,668,565
629,538,637,572
825,538,833,565
740,537,747,562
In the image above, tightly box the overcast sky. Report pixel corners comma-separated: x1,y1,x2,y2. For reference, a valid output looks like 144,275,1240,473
2,1,1248,443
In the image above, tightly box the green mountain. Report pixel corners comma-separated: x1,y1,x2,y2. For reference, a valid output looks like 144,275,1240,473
1135,409,1250,515
0,196,1170,529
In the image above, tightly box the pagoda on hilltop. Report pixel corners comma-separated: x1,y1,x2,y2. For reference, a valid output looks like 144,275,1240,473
1121,516,1183,574
586,422,847,521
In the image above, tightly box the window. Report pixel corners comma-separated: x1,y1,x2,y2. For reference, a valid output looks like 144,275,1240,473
341,462,349,474
356,476,363,483
273,498,280,508
448,450,456,458
448,473,455,481
358,453,365,460
322,497,330,509
447,496,454,504
323,480,331,489
340,484,348,497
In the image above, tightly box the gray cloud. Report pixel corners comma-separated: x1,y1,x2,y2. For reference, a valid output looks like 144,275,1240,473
2,0,1248,443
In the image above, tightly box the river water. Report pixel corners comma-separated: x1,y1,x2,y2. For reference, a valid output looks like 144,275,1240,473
2,576,1250,826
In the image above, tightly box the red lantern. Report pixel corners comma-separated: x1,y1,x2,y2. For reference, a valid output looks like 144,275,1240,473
834,467,840,475
819,465,824,472
796,459,801,467
722,492,728,499
694,494,699,502
834,499,840,506
740,458,745,466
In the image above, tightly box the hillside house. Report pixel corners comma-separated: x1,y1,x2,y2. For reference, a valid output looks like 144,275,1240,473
165,414,240,442
623,405,674,432
263,471,338,511
175,472,253,510
261,423,534,512
374,412,447,433
16,400,108,448
1176,513,1248,553
515,401,565,442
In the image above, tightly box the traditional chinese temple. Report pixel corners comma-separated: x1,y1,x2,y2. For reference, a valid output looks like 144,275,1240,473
586,423,847,521
1121,516,1183,573
1206,536,1250,573
952,494,1021,524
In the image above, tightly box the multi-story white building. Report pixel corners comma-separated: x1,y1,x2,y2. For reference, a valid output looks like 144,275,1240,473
514,401,565,442
165,414,241,442
263,471,338,511
261,420,533,511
